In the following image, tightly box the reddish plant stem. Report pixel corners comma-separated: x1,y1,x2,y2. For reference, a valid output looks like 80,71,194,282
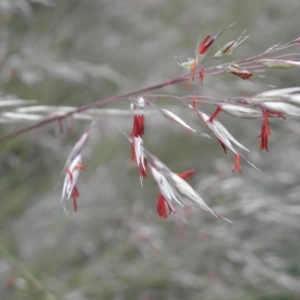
0,40,295,144
0,74,189,143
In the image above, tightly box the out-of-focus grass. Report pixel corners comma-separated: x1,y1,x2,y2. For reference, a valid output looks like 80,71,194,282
0,242,57,300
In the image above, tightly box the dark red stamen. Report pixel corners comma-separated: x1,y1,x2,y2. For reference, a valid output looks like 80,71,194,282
258,110,281,151
232,154,242,173
176,169,195,181
258,123,269,151
217,138,227,154
139,162,147,179
157,194,168,218
156,194,174,218
198,35,214,55
71,186,79,211
263,110,271,136
258,110,285,151
131,115,145,137
258,109,286,151
74,164,88,171
199,69,204,85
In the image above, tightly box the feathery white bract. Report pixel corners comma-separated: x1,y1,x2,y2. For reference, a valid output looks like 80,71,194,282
220,104,262,119
258,59,300,69
261,102,300,118
149,165,183,208
251,87,300,103
160,108,197,133
149,163,217,219
169,172,216,216
133,137,147,185
199,111,249,153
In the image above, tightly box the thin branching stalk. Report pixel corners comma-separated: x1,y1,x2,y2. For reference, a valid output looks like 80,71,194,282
0,243,58,300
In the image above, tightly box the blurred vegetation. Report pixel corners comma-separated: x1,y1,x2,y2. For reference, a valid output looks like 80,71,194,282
1,0,300,299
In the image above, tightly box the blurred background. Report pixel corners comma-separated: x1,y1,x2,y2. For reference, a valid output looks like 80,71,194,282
1,0,300,299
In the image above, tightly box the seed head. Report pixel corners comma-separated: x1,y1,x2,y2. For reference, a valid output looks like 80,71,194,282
214,30,249,58
225,64,253,80
257,58,300,69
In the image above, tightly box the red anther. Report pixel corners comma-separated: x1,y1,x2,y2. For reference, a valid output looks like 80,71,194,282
258,109,282,151
176,169,195,181
131,115,145,137
190,61,196,81
139,163,147,179
199,69,204,85
232,154,242,173
156,194,174,218
208,106,222,122
217,138,227,154
71,186,79,212
263,110,271,136
198,35,214,55
258,123,269,151
74,164,88,171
